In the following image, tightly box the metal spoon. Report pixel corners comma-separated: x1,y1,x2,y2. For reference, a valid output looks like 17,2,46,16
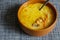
39,0,49,10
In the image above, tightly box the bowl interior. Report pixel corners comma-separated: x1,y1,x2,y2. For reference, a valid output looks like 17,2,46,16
18,1,57,30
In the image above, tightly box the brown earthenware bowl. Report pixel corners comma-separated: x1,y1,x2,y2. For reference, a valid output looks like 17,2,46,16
17,0,57,36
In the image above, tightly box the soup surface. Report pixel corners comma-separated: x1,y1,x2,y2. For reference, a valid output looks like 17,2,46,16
19,3,54,30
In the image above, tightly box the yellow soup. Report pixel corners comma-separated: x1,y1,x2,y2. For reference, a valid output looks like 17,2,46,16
19,3,54,30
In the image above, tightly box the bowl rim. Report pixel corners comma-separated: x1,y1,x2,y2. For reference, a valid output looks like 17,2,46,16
17,1,57,31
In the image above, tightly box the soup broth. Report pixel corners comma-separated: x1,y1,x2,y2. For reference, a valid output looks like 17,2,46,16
19,3,54,30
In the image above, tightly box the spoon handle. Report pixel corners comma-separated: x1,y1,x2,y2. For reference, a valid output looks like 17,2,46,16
39,0,49,10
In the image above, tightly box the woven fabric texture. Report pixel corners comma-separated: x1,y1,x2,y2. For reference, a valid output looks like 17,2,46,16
0,0,60,40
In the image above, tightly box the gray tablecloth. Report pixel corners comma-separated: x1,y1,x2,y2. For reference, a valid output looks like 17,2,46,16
0,0,60,40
